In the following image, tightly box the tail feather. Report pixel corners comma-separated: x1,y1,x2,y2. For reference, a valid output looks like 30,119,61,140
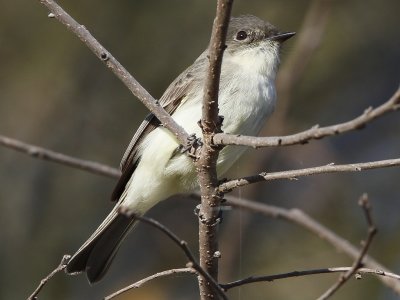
66,212,137,284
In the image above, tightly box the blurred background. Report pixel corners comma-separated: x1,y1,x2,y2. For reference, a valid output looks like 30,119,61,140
0,0,399,299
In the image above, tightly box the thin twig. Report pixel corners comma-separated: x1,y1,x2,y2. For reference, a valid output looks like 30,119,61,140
105,268,195,300
220,266,400,291
196,0,233,299
224,195,400,294
213,87,400,148
27,255,70,300
125,213,228,300
317,194,377,300
219,158,400,192
0,134,120,178
37,0,190,146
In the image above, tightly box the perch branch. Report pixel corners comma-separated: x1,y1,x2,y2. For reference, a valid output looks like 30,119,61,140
196,0,233,299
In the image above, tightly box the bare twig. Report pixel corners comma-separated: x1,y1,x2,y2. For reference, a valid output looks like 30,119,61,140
213,87,400,148
220,266,400,291
224,195,400,294
105,268,195,300
196,0,233,299
37,0,190,146
219,158,400,192
317,194,377,300
0,134,120,178
125,213,228,300
27,255,70,300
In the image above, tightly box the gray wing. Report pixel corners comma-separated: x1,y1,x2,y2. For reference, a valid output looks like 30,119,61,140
111,51,207,202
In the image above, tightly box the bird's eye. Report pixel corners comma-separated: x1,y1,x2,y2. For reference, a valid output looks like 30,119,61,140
235,30,248,41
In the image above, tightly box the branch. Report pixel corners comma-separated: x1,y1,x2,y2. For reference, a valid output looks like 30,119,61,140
224,195,400,294
219,158,400,192
317,194,377,300
105,268,195,300
196,0,233,299
123,213,228,300
213,87,400,148
201,3,232,134
220,266,400,291
37,0,190,146
0,134,120,178
27,255,70,300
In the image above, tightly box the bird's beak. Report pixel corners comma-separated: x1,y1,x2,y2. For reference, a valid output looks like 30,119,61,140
269,32,296,43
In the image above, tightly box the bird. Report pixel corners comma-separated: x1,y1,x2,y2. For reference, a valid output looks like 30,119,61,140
65,14,295,284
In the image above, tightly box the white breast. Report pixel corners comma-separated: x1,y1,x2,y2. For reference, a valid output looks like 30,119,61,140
219,40,279,135
215,41,280,174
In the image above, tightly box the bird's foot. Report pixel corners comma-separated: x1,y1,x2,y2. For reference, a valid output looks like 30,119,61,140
180,133,203,159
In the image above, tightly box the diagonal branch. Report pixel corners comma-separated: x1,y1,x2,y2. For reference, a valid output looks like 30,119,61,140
105,268,196,300
219,158,400,192
123,213,228,300
220,266,400,291
317,194,377,300
0,134,120,178
224,195,400,294
27,255,70,300
37,0,190,146
213,87,400,148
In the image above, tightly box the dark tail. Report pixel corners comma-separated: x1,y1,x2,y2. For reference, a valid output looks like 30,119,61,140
66,211,137,284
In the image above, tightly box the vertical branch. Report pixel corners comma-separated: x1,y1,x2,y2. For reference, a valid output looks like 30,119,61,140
196,0,233,299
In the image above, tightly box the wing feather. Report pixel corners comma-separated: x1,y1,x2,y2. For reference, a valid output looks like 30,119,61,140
111,52,207,202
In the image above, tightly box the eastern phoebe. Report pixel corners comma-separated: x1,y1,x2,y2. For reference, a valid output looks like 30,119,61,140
66,15,295,283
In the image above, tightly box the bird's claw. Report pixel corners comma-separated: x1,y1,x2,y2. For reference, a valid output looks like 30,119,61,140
180,134,203,159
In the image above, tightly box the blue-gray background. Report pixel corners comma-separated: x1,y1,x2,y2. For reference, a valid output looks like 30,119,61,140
0,0,399,299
